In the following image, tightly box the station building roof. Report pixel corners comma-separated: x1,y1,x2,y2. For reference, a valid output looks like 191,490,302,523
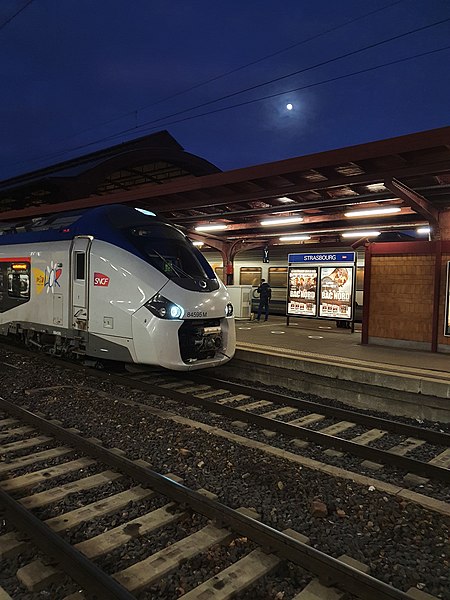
0,130,220,212
1,126,450,248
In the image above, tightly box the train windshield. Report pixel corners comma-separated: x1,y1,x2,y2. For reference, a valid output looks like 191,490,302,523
128,225,214,280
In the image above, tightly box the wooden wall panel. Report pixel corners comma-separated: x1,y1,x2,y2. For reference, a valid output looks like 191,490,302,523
368,254,435,342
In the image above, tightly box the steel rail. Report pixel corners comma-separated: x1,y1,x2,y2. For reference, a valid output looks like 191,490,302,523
1,341,448,480
0,396,412,600
190,373,450,446
0,490,135,599
2,339,449,444
114,374,450,483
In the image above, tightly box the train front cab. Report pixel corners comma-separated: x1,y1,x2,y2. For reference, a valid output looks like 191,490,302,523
86,238,236,369
130,279,236,370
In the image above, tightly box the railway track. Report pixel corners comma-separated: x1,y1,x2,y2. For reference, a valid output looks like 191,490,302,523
2,340,450,488
0,397,418,600
108,368,450,487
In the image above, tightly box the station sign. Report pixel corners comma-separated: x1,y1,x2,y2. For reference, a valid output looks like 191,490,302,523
287,252,356,321
288,252,355,263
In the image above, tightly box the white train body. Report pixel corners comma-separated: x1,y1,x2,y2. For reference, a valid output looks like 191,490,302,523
0,205,235,370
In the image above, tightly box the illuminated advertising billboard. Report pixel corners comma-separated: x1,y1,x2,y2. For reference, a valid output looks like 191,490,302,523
445,262,450,337
319,266,354,320
287,267,318,316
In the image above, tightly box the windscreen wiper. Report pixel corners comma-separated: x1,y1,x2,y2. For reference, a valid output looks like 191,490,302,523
150,248,196,280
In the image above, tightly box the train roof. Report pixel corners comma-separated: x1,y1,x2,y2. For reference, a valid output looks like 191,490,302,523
0,204,172,247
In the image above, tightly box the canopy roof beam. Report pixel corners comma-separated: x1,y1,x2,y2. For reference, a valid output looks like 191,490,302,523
384,177,439,227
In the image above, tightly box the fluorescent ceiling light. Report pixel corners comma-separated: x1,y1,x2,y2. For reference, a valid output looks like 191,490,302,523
135,208,156,216
195,224,227,232
342,231,381,238
261,216,303,226
279,235,311,241
417,227,430,235
366,183,386,192
278,196,296,203
192,241,204,246
344,207,401,217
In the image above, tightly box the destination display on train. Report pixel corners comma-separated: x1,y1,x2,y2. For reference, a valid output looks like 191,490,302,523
287,267,318,317
319,266,354,320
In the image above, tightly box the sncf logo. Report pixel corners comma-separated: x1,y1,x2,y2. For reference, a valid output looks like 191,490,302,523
94,272,110,287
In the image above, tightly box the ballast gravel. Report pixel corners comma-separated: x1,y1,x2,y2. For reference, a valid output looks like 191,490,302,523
64,493,171,547
26,462,109,500
0,347,449,599
139,537,257,599
224,375,450,434
0,543,79,600
84,370,450,501
115,371,450,501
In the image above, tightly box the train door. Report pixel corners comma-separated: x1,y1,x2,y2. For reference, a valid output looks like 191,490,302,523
70,236,92,331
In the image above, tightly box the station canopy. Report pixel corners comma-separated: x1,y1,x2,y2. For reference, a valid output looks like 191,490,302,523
1,126,450,248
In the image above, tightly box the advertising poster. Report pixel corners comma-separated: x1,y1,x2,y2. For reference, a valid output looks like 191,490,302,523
319,266,354,320
287,267,318,316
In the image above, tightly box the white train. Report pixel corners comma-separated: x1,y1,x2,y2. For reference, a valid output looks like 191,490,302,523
0,205,236,370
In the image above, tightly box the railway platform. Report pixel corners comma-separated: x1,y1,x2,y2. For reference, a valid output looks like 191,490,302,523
221,316,450,422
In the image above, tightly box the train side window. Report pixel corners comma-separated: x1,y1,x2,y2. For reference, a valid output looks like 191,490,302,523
8,272,30,298
240,267,262,285
268,267,288,288
0,262,31,313
75,252,85,280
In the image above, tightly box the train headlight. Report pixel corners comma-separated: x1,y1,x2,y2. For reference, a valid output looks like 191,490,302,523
170,304,183,319
225,303,234,317
145,294,184,320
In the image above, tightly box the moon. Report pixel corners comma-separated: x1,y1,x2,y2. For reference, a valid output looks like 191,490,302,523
286,103,293,111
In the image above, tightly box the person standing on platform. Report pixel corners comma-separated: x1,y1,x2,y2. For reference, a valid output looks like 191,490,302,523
256,279,271,321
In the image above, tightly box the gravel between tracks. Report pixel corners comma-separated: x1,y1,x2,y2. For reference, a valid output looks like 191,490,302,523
223,376,450,434
0,347,449,599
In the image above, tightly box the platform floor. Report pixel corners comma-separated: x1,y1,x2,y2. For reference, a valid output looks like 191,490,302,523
234,315,450,381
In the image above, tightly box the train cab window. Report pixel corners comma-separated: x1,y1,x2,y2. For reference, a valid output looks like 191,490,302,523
127,223,214,280
75,252,85,280
268,267,288,288
240,267,262,285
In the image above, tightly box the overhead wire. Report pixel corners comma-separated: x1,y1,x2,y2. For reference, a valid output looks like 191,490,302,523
4,5,449,175
10,41,450,170
48,15,450,150
141,0,406,109
132,15,450,127
63,0,407,139
140,44,450,132
0,0,33,33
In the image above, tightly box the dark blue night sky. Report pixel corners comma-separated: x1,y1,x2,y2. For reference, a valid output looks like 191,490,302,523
1,0,449,180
